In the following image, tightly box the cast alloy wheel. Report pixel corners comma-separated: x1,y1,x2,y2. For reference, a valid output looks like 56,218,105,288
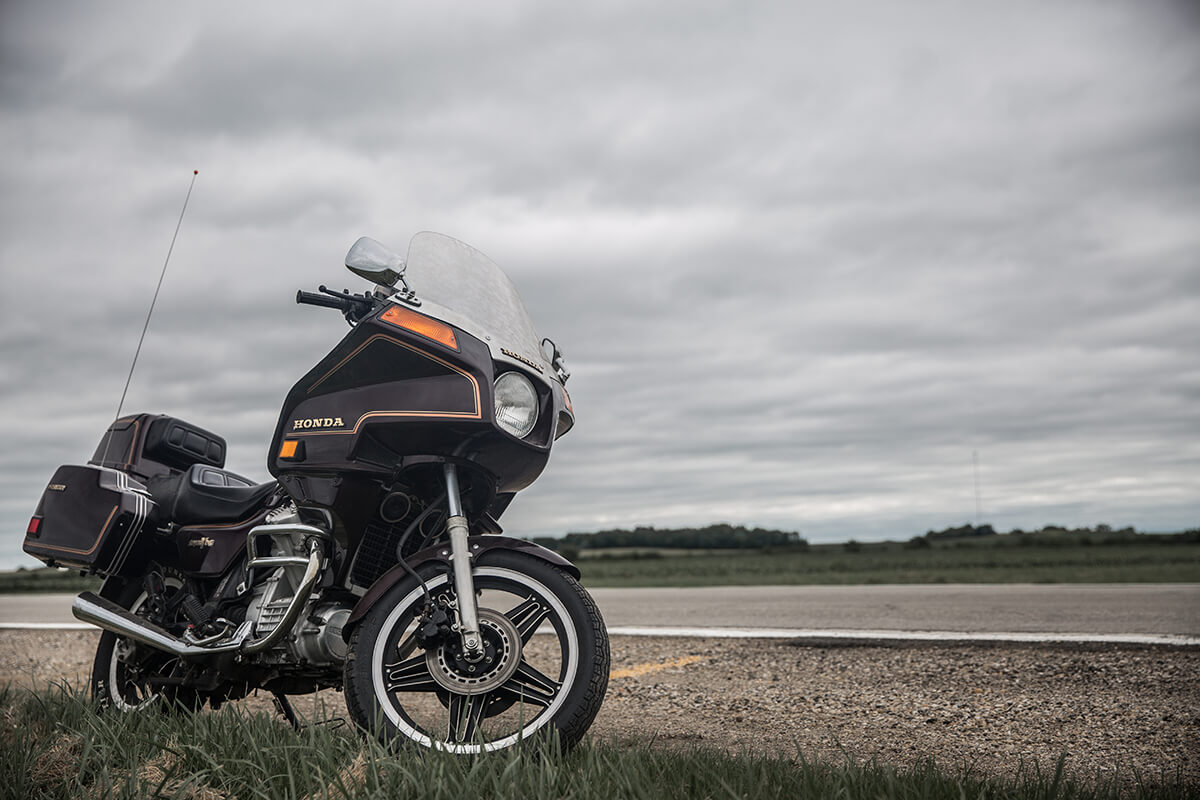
343,550,609,753
90,576,195,712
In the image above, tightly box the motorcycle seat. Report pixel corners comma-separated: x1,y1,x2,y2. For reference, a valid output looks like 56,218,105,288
149,463,279,527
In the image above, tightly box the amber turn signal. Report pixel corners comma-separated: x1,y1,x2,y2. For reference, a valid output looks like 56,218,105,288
380,306,459,350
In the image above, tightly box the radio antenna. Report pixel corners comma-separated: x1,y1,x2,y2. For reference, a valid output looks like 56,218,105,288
100,169,198,466
972,449,982,526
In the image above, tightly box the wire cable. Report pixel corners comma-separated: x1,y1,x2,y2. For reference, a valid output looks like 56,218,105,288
100,170,198,466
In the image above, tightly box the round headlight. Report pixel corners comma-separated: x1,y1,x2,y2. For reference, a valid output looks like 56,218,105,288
493,371,539,439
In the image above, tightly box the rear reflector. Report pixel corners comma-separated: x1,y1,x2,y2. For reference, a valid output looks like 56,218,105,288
26,517,41,536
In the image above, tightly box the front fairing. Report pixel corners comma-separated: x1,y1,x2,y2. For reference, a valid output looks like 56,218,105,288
268,233,572,505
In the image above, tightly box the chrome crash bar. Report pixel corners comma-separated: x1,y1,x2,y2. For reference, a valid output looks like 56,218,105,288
72,527,325,660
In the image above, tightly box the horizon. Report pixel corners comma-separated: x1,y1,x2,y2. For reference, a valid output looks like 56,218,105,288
7,518,1193,572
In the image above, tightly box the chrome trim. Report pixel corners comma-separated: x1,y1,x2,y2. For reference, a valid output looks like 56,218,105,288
73,592,252,657
183,619,236,646
246,555,311,569
245,522,328,565
443,463,482,657
72,541,324,659
242,540,323,654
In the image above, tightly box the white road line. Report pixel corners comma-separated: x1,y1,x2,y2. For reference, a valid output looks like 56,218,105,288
607,626,1200,646
4,622,1197,647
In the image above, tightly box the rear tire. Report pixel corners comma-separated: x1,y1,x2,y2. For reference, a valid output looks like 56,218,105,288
90,577,199,712
343,550,609,753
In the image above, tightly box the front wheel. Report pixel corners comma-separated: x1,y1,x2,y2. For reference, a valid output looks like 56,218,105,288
343,550,609,753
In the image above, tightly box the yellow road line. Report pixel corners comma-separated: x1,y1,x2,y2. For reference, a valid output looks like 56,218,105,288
609,655,707,680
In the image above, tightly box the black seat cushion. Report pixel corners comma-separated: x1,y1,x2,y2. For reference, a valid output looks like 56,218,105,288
149,464,279,527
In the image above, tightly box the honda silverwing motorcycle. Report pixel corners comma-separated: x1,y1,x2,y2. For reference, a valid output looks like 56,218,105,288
23,232,608,752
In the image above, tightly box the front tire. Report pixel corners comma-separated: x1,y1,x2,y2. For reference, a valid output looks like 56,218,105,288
343,550,609,753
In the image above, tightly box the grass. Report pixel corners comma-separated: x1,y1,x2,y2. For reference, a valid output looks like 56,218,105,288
0,567,101,594
574,541,1200,587
1,683,1194,800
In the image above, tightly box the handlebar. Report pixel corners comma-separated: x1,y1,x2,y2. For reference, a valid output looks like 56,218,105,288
296,290,347,310
296,285,376,324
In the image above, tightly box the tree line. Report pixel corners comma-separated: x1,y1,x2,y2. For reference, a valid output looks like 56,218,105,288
923,523,1144,540
909,523,1199,548
531,524,806,552
529,522,1198,555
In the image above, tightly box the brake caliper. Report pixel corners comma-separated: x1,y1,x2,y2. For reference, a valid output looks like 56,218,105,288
414,600,454,651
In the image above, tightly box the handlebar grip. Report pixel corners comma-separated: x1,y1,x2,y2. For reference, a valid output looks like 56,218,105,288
296,290,347,310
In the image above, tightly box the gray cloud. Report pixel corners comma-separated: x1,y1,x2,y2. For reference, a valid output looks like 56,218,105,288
2,0,1198,567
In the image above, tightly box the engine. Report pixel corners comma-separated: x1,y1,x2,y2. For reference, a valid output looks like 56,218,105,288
241,507,350,667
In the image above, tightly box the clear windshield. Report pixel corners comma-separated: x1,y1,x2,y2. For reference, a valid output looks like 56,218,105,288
400,232,555,381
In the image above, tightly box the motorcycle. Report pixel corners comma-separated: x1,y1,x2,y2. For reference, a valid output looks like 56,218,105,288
22,232,609,752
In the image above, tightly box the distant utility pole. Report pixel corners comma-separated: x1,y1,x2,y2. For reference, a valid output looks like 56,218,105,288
972,450,982,526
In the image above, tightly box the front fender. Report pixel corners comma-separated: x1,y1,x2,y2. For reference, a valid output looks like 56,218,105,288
343,535,580,636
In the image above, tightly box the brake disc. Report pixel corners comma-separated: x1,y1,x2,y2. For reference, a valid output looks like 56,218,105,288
426,608,522,695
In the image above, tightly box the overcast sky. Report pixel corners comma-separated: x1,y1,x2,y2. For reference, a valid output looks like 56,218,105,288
2,1,1198,568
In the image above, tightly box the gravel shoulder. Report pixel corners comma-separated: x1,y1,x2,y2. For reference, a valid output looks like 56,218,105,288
2,630,1196,784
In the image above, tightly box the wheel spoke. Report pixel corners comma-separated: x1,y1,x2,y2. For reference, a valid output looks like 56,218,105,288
498,659,561,709
120,676,147,704
383,654,439,693
504,595,551,644
393,627,421,662
446,693,489,743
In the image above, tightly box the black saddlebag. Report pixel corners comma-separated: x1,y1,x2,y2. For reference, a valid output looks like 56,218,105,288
23,464,157,575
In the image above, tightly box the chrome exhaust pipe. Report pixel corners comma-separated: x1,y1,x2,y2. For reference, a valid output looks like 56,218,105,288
71,543,323,659
72,591,221,658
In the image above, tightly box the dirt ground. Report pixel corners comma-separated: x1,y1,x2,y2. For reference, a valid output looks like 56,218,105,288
2,630,1196,784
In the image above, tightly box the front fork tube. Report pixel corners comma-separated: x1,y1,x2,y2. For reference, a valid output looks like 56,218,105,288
443,464,483,658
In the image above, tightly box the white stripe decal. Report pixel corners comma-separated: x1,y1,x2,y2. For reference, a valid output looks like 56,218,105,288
109,475,149,574
604,626,1200,647
110,493,135,571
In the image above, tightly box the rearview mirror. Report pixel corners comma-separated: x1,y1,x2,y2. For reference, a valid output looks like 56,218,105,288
345,237,404,287
542,337,570,384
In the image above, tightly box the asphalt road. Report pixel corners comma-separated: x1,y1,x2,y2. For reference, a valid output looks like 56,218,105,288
588,583,1200,636
2,584,1197,638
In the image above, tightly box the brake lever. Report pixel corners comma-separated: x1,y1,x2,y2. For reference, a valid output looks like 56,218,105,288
318,285,374,315
317,285,355,302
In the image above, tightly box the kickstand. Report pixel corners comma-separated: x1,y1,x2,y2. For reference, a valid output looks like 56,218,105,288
273,692,300,731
